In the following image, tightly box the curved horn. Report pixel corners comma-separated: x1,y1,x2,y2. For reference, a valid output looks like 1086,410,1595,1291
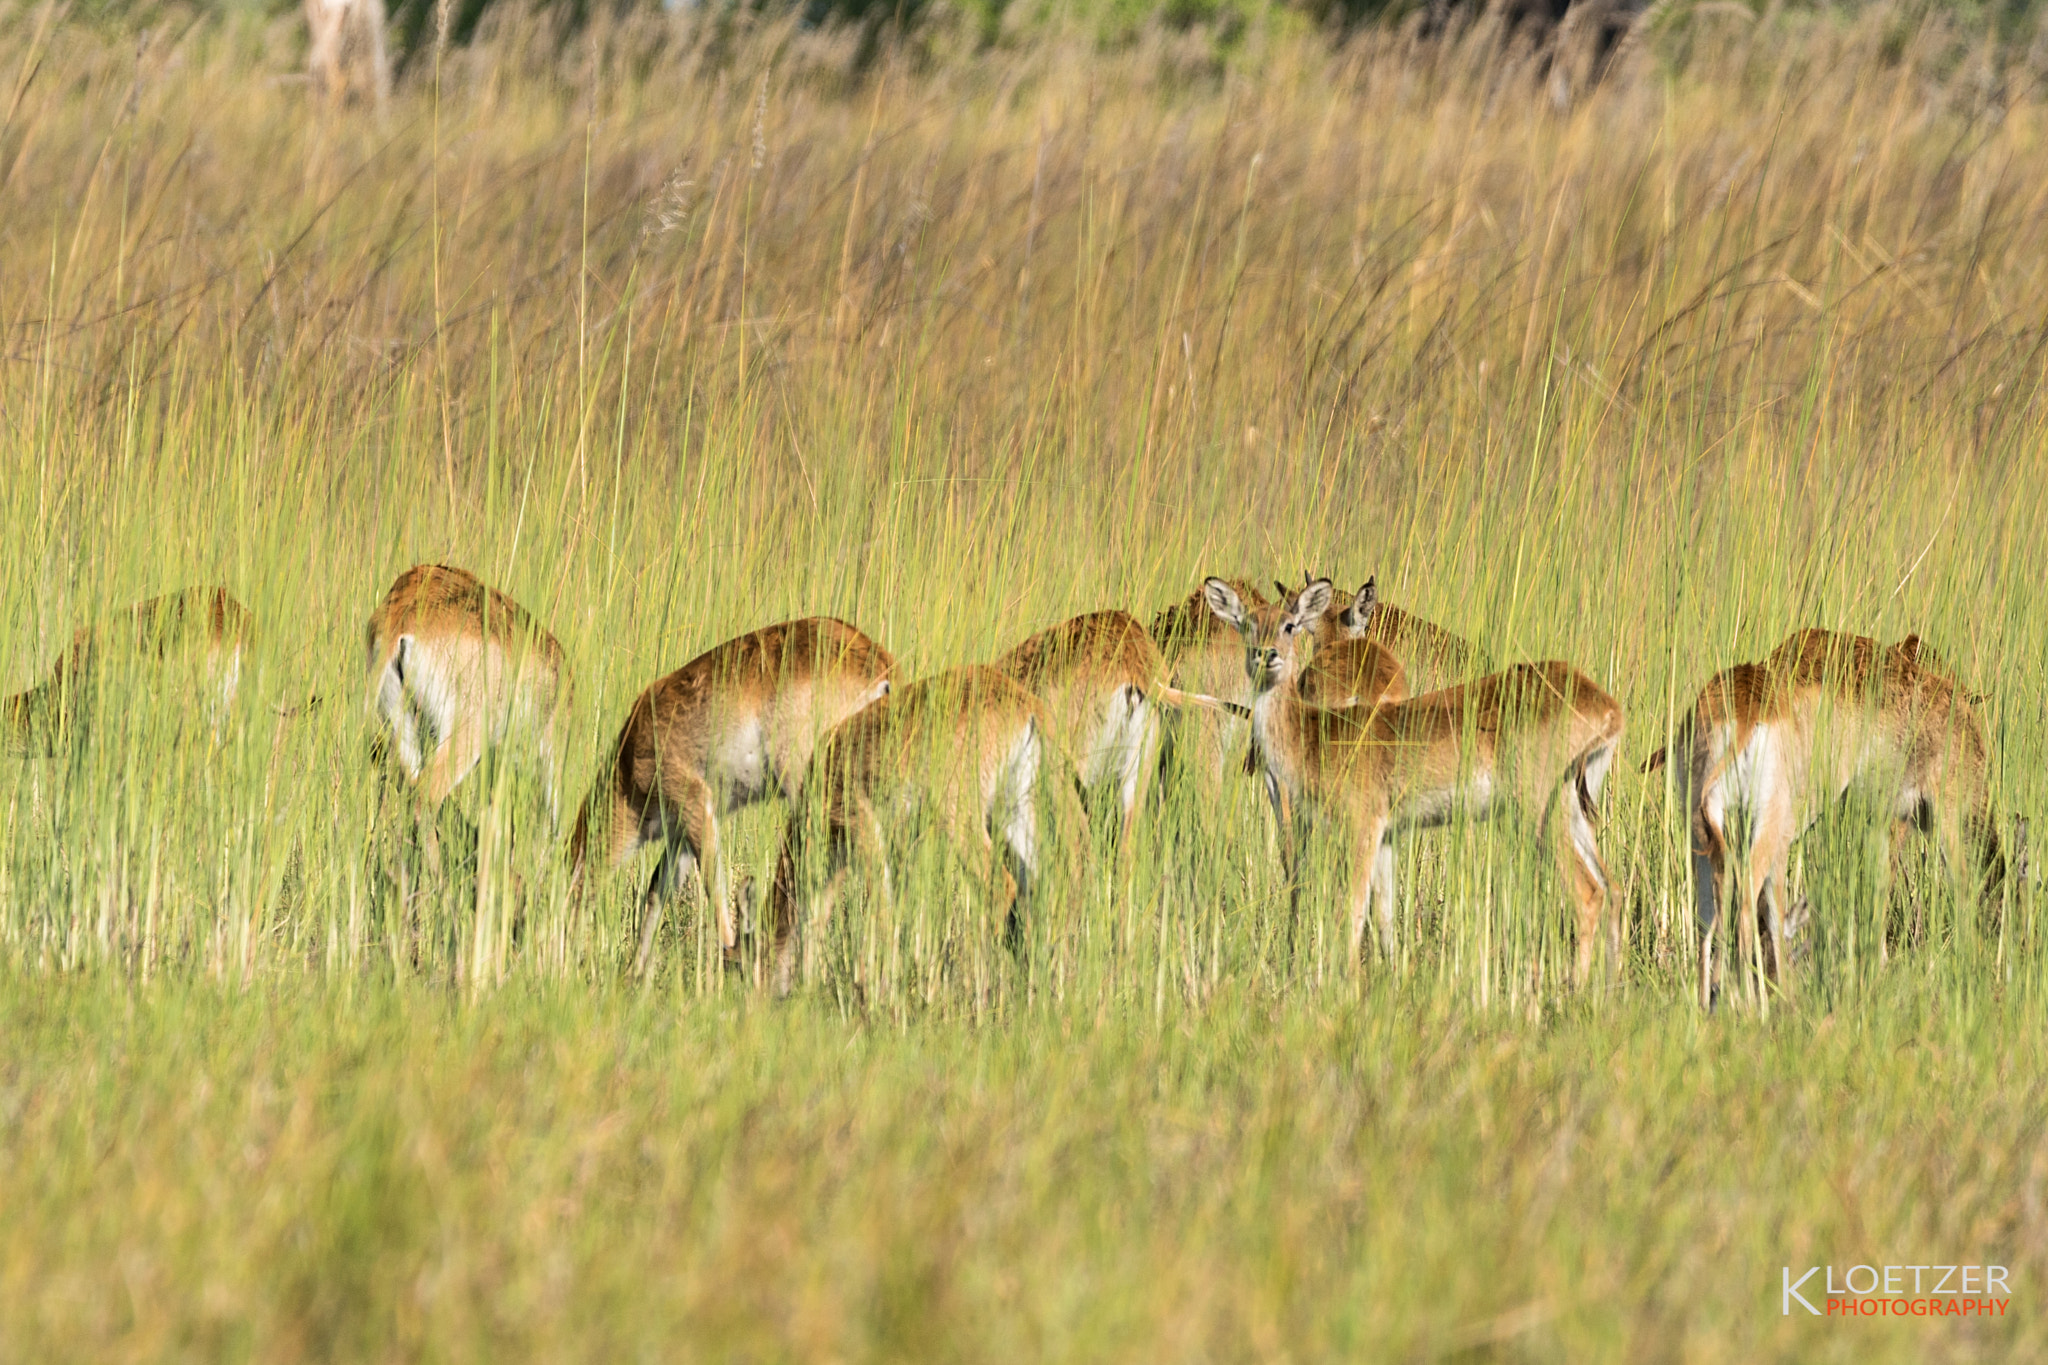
1274,580,1291,602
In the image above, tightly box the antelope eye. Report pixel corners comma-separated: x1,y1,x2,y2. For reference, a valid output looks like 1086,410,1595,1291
1282,622,1295,635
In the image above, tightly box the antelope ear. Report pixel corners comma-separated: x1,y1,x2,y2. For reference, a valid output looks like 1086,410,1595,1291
1293,577,1334,623
1348,577,1379,629
1273,580,1290,603
1203,578,1248,630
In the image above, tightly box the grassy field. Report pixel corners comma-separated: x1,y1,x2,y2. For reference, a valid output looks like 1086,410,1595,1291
3,0,2047,1357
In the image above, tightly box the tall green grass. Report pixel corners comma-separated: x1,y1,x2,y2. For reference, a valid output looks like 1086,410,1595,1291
0,1,2044,1355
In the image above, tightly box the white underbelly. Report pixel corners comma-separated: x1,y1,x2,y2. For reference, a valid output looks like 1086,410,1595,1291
710,716,771,806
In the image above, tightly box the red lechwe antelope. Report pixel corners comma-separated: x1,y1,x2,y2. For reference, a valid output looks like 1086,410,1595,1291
1205,578,1625,985
567,617,894,979
364,565,569,854
766,665,1082,997
1654,628,2003,1010
993,609,1243,854
1150,576,1479,778
4,587,253,754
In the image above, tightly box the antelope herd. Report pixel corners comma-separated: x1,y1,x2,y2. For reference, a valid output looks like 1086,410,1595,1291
0,566,2015,1009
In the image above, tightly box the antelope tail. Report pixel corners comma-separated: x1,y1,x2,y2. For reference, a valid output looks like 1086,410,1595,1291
1151,682,1251,719
364,631,407,716
1639,745,1668,775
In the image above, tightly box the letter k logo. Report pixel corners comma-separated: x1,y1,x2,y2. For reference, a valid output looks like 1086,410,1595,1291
1784,1267,1821,1315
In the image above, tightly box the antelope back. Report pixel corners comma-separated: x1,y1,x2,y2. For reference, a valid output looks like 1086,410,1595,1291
1318,661,1621,807
815,665,1047,820
1747,627,1983,804
616,616,893,798
1296,636,1408,711
996,610,1161,737
1763,627,1882,694
365,564,567,707
998,611,1158,689
366,563,558,652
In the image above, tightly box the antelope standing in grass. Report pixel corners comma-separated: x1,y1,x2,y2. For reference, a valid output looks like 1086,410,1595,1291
1653,628,2002,1010
766,665,1082,997
993,609,1244,854
569,617,893,979
365,565,569,854
1206,578,1625,986
4,587,252,755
